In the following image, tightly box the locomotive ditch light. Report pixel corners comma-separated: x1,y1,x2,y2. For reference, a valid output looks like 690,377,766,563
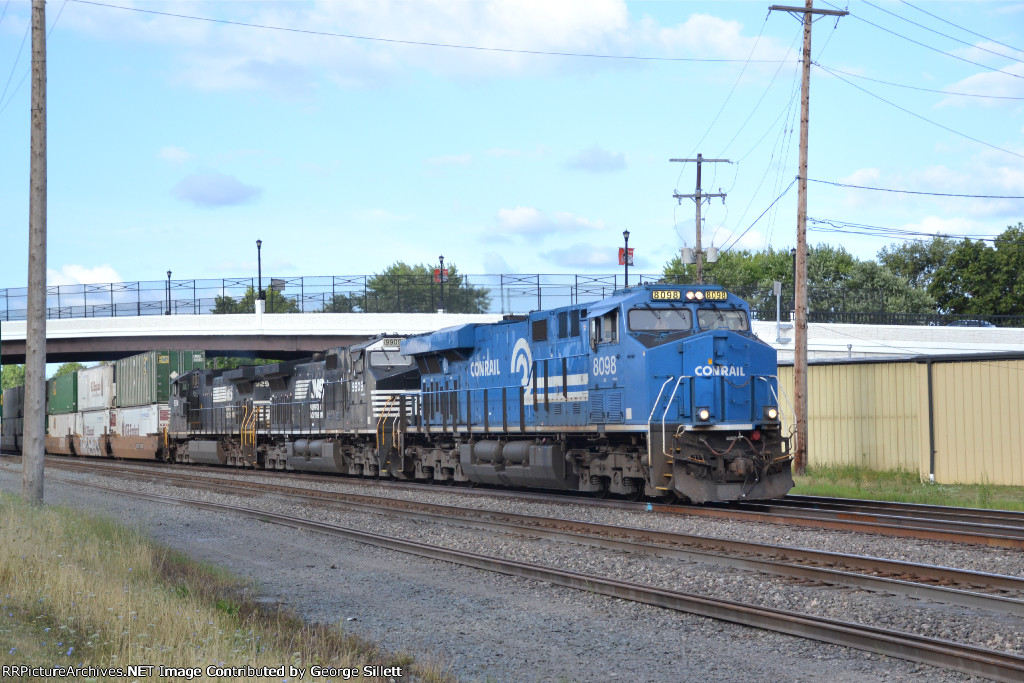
764,406,779,422
696,407,711,422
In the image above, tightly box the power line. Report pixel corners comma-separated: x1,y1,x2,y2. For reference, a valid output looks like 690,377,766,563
900,0,1024,55
722,178,797,253
814,62,1024,100
0,0,70,115
806,178,1024,199
70,0,796,65
814,62,1024,160
807,217,1007,243
821,0,1024,79
862,0,1024,65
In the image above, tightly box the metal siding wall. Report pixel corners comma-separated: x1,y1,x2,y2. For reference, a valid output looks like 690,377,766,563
777,362,924,473
931,360,1024,486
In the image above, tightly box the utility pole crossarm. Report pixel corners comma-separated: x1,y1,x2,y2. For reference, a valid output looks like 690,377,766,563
670,155,730,285
768,5,848,16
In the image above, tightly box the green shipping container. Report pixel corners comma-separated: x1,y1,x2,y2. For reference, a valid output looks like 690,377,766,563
47,373,79,415
115,350,206,408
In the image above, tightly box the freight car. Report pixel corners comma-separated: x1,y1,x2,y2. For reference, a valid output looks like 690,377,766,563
165,284,792,503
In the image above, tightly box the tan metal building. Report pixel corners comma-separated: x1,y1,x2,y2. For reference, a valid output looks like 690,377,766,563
777,354,1024,486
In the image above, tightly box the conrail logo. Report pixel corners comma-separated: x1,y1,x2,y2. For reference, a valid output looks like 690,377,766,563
694,364,746,377
511,338,533,386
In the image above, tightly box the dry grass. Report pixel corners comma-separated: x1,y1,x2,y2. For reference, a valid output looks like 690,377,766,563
0,493,453,681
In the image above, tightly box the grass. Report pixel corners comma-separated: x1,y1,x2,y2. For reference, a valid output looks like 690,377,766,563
792,465,1024,511
0,492,453,682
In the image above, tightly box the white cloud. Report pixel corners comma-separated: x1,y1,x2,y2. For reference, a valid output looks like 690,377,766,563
542,243,620,268
61,1,782,92
482,251,515,274
47,265,123,286
158,146,194,164
939,63,1024,108
172,171,263,208
567,146,626,173
496,206,607,237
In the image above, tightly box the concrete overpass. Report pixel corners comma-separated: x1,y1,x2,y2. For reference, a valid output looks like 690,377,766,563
2,307,1024,364
0,307,504,363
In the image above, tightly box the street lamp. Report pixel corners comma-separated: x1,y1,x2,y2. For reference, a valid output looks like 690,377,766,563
622,230,630,287
438,254,445,313
256,239,264,301
165,270,172,315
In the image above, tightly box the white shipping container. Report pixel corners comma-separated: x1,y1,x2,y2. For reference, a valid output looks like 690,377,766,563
47,413,79,436
77,409,112,457
77,365,116,411
114,404,169,437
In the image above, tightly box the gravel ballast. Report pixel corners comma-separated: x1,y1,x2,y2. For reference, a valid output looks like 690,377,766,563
1,459,1008,682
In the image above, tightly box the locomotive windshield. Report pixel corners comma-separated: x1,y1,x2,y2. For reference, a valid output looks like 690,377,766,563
697,308,749,332
628,308,693,332
369,350,414,368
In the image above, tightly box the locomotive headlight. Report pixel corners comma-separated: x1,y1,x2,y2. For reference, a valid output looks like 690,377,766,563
685,290,695,300
694,290,705,301
764,406,779,421
696,407,711,422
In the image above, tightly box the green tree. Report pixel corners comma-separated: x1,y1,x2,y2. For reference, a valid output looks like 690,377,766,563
205,357,282,370
318,293,360,313
354,261,490,313
877,237,956,291
928,223,1024,316
50,362,86,380
1,364,25,390
210,286,299,314
663,244,927,317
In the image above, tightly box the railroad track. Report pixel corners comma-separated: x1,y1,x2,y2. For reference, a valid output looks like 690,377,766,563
14,460,1024,683
30,452,1024,549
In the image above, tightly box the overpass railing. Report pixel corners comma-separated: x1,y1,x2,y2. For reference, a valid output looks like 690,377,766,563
0,274,661,322
2,275,1020,327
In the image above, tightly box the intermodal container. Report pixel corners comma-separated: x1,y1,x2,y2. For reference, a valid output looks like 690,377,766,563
2,385,25,418
115,351,206,408
47,373,78,415
78,364,116,411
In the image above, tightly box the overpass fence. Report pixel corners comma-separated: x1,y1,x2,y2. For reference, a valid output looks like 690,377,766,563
0,274,663,322
1,274,1021,327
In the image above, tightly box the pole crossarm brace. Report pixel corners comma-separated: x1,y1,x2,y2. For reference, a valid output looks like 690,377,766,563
768,5,848,16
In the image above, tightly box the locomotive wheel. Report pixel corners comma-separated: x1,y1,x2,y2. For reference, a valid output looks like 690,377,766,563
625,480,645,502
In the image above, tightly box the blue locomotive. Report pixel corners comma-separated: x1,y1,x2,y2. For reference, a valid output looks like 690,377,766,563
400,284,793,502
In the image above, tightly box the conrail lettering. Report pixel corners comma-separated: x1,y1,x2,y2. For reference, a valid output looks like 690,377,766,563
694,365,746,377
470,355,501,378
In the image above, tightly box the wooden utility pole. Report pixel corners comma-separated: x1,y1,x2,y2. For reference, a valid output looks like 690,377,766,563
670,154,729,284
769,2,847,475
23,0,47,503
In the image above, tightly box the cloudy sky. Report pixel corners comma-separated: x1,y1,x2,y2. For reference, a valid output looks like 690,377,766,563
1,0,1022,288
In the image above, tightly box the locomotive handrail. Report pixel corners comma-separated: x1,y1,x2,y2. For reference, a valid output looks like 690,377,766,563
647,377,675,467
662,376,691,458
375,394,400,453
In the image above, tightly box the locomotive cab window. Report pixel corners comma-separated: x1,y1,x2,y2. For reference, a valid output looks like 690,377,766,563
697,308,749,332
589,309,619,348
628,308,692,332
